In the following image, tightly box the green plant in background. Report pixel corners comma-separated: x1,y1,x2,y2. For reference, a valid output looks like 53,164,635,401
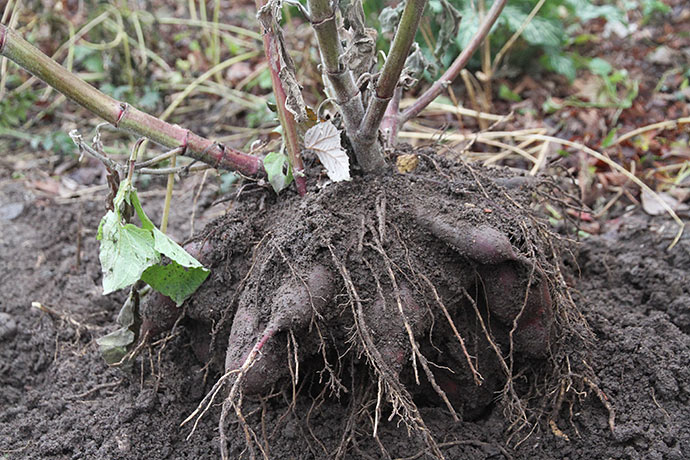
371,0,628,83
0,77,36,127
542,57,639,118
635,0,671,24
437,0,626,80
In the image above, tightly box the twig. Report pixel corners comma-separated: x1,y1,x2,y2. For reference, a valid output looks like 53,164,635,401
135,146,184,168
400,0,508,124
31,301,97,331
610,117,690,147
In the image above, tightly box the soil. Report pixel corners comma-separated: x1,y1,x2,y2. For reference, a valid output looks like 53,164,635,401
1,156,688,460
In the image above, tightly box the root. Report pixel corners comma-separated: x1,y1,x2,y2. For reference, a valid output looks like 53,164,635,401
175,159,594,458
371,240,460,422
461,287,530,431
395,439,514,460
365,213,461,421
583,376,615,434
420,273,483,385
181,367,238,439
219,326,276,460
329,245,445,460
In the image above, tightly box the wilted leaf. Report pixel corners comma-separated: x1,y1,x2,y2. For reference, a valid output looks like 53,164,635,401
304,121,351,182
96,291,138,365
98,179,209,304
257,0,307,123
401,43,436,89
340,0,377,78
433,0,462,60
141,261,210,306
379,3,405,36
641,190,689,216
96,328,135,365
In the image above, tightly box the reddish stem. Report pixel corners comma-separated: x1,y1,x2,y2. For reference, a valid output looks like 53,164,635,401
255,0,307,195
381,87,402,148
0,24,263,176
261,33,307,195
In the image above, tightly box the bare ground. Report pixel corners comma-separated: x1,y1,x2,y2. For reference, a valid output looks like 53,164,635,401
0,156,688,459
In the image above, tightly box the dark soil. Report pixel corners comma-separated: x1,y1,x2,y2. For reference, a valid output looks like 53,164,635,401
1,158,689,460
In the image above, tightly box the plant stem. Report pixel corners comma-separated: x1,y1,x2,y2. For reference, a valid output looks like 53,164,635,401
380,87,402,148
255,0,307,195
359,0,427,152
306,0,381,172
127,138,146,182
0,24,264,177
160,152,176,233
399,0,507,125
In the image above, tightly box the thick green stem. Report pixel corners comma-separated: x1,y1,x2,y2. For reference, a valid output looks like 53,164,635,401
359,0,427,151
0,24,263,176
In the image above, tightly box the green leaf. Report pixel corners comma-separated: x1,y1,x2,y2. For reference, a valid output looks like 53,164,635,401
152,227,205,267
263,152,293,193
601,127,618,148
139,88,161,111
588,57,612,76
499,84,522,102
98,210,160,294
97,179,209,303
542,97,563,114
83,53,104,73
541,52,576,81
219,172,239,194
141,261,209,306
96,328,135,365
